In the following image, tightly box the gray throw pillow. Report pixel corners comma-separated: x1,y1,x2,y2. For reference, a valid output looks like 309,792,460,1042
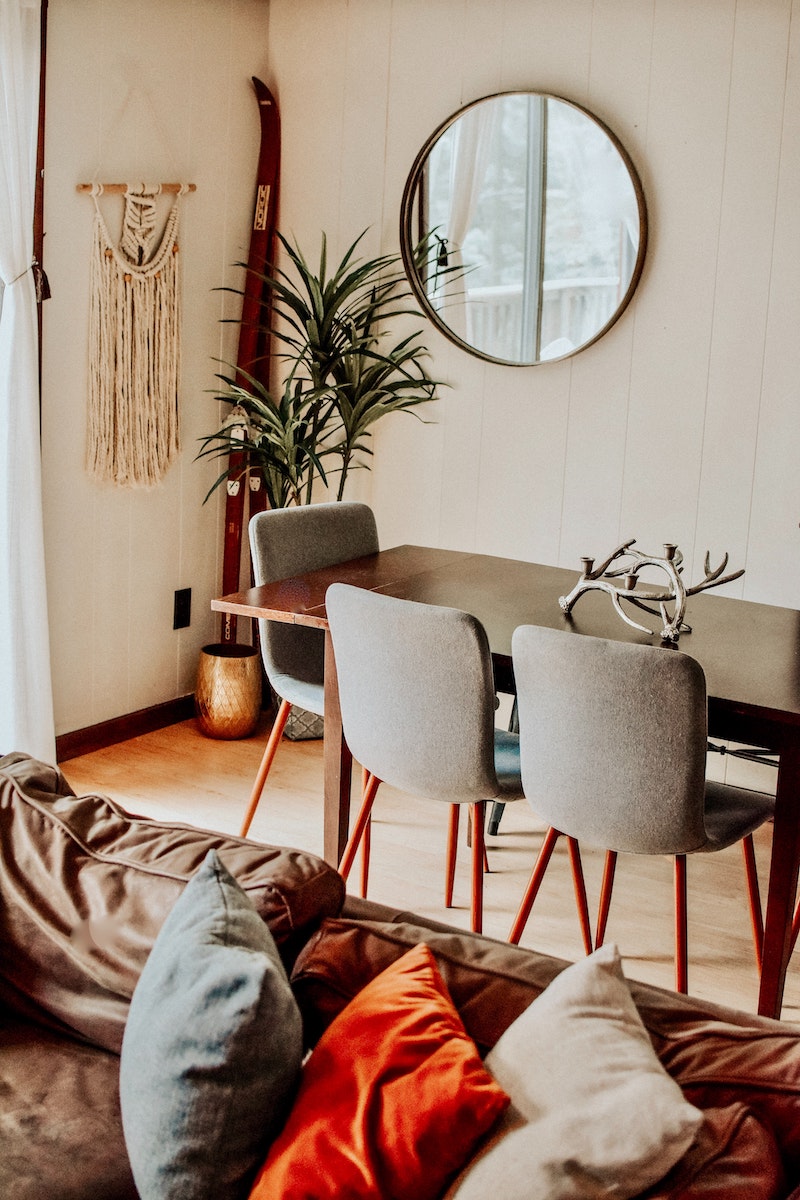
119,849,303,1200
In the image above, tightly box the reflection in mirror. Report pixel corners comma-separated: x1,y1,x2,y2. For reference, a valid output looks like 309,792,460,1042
401,93,647,365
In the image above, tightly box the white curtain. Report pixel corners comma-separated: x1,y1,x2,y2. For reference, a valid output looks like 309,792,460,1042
0,0,55,762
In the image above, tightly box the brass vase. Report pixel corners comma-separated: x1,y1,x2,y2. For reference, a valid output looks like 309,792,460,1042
195,643,262,739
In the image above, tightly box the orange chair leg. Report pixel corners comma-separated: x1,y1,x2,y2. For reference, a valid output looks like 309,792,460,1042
470,801,486,934
239,698,292,837
741,834,764,973
596,850,617,948
674,854,688,994
359,816,372,898
359,767,371,898
566,837,593,955
445,804,460,907
508,826,561,944
338,772,381,883
480,813,491,874
466,805,491,873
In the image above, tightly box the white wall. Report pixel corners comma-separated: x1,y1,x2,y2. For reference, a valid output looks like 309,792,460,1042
43,0,800,737
42,0,270,736
269,0,800,603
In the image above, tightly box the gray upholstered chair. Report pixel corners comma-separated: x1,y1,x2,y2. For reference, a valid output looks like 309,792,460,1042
239,502,379,838
324,583,524,933
508,625,775,992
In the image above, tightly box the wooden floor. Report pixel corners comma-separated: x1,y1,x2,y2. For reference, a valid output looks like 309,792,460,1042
60,711,800,1024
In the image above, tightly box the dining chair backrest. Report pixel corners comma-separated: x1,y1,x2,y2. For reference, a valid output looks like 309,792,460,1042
248,503,379,701
511,625,709,855
325,583,501,803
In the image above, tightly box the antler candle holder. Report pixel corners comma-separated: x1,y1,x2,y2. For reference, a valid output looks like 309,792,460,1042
559,538,744,642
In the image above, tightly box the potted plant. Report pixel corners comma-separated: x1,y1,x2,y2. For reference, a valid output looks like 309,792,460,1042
197,229,443,506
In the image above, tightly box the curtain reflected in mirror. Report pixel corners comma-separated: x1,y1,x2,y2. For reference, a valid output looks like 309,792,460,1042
401,93,647,366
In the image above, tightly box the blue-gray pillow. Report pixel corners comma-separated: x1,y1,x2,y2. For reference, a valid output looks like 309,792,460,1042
119,849,303,1200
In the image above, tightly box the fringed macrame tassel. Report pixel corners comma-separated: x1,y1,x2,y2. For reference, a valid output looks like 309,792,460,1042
87,193,182,487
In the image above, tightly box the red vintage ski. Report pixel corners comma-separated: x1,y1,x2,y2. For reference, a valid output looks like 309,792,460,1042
220,76,279,643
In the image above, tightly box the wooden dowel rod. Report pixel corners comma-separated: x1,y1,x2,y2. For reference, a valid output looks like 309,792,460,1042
76,183,196,194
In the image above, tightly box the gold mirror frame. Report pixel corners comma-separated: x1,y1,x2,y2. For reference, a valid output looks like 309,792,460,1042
400,92,648,367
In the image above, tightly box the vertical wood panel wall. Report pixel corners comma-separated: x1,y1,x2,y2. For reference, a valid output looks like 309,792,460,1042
271,0,800,605
42,0,269,736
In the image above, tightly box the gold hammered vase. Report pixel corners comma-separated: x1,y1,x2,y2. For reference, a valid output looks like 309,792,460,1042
195,643,262,739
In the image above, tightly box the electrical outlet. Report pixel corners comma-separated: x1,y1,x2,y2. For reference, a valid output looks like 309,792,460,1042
173,588,191,630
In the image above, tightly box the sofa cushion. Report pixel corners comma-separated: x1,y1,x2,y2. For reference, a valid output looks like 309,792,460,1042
250,943,510,1200
642,1103,786,1199
0,1019,138,1200
120,851,303,1200
643,1000,800,1180
291,915,566,1052
444,945,702,1199
290,918,800,1191
0,752,344,1053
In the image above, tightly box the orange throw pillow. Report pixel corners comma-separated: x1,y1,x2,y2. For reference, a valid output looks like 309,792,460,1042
249,942,509,1200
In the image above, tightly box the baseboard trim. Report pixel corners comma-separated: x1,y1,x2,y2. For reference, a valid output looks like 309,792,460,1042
56,695,196,762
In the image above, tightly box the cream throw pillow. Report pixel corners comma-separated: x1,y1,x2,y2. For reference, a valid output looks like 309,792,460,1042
446,943,703,1199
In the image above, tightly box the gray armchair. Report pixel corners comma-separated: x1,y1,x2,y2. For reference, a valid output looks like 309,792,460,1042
508,625,775,992
239,502,379,838
325,583,523,933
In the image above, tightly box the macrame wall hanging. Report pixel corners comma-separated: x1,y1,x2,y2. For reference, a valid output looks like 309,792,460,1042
82,181,193,487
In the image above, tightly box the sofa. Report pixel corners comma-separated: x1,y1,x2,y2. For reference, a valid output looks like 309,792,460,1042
1,749,799,1200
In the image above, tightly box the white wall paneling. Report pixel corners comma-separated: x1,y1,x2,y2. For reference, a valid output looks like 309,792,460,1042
745,2,800,605
42,0,270,735
268,0,799,605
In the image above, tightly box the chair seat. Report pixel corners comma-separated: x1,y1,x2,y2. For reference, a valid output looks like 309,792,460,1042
271,672,325,718
701,782,775,853
493,729,522,796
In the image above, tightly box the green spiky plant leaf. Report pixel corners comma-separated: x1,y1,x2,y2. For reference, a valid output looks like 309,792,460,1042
201,230,447,506
197,365,335,509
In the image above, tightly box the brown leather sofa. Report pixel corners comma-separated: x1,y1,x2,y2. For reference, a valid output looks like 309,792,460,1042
1,750,799,1200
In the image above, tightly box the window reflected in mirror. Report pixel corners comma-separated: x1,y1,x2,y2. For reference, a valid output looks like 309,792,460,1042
401,93,647,366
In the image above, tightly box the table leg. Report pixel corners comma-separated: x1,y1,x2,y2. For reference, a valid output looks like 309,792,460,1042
758,737,800,1019
323,628,352,866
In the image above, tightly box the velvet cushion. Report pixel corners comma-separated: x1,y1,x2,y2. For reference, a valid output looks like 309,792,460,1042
643,1104,786,1199
119,850,303,1200
290,915,568,1053
250,943,509,1200
0,752,344,1053
0,1019,138,1200
446,944,703,1198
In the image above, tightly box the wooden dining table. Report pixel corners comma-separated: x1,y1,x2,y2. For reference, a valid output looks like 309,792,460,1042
212,543,800,1020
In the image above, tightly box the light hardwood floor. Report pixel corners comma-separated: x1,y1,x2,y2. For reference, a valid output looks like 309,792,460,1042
60,711,800,1024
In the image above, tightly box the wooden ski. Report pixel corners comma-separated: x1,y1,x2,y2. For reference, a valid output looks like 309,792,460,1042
220,76,280,643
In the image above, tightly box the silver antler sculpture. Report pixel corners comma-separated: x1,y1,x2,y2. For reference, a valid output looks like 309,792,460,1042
559,539,744,641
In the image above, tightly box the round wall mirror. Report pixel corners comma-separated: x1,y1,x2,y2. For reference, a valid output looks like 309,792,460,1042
400,92,647,366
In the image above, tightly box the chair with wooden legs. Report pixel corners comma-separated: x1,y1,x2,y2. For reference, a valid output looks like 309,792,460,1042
324,583,524,934
238,502,379,838
508,625,775,993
